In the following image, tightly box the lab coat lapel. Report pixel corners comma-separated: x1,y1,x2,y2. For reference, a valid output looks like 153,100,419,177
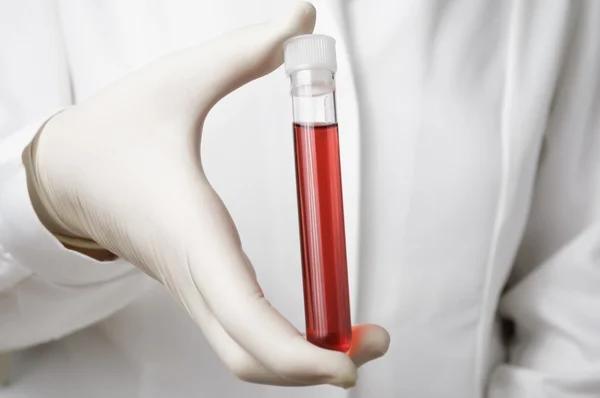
488,0,570,288
313,0,362,318
475,3,570,390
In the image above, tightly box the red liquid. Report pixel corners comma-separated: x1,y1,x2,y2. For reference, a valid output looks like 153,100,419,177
293,123,352,353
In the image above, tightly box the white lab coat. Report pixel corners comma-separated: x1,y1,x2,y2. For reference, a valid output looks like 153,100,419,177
1,0,600,397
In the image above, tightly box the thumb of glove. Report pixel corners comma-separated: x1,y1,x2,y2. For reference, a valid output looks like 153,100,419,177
24,1,317,255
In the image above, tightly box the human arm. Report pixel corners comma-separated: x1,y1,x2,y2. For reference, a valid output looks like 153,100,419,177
0,0,149,354
1,1,389,388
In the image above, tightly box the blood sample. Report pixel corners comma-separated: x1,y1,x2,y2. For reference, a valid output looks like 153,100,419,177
284,35,352,352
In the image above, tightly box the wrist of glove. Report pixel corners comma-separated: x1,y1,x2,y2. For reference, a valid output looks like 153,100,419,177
23,114,117,261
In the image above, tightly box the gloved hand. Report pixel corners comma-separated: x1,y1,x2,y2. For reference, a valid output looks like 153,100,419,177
21,1,389,389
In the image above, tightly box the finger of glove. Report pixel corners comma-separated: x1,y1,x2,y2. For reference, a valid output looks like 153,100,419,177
161,267,311,386
347,324,391,368
177,186,357,388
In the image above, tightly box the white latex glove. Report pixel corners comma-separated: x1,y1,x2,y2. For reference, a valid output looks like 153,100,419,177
22,2,389,389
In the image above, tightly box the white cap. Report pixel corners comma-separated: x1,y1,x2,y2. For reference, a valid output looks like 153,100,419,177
284,34,337,76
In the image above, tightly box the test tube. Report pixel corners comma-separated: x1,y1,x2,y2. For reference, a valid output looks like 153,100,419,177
284,35,352,352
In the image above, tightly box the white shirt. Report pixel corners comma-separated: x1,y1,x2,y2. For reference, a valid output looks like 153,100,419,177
1,1,600,397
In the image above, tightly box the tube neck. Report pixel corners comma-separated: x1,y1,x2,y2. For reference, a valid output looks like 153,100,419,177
290,69,335,97
289,68,337,125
